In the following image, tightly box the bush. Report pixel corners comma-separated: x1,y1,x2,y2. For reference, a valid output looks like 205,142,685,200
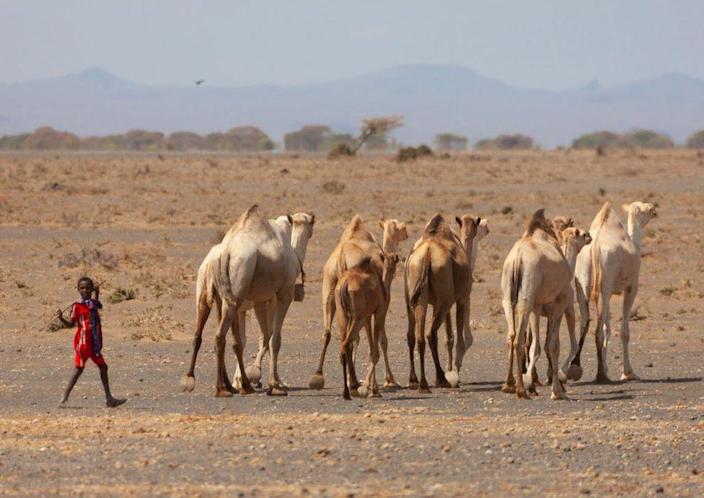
22,127,79,150
686,130,704,148
621,129,673,149
397,145,433,162
435,133,468,151
572,131,622,150
475,134,534,150
328,143,355,159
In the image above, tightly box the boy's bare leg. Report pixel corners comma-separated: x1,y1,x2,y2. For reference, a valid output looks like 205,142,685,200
59,367,83,406
99,365,126,407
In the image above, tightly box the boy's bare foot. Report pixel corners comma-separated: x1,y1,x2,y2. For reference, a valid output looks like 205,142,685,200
106,397,127,408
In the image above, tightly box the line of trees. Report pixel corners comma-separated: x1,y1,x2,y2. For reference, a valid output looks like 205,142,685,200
2,125,704,152
0,126,275,152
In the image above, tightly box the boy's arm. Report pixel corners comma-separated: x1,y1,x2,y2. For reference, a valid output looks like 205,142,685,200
56,309,75,328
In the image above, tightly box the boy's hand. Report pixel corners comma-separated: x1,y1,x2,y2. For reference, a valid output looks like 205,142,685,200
56,309,64,319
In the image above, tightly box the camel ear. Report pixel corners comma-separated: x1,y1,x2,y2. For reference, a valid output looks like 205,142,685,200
476,217,481,226
310,213,316,225
378,219,385,230
455,216,462,227
399,223,408,238
567,217,574,227
287,214,293,225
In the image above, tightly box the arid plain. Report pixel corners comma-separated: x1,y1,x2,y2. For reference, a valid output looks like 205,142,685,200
1,150,703,497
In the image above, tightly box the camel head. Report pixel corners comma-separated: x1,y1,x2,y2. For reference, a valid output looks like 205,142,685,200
290,212,316,259
526,208,553,236
561,227,592,252
455,214,480,248
622,202,657,227
475,217,490,242
379,218,408,252
552,216,574,233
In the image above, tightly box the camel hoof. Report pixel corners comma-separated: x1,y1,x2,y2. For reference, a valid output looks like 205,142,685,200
501,383,516,394
595,374,613,384
245,366,261,383
180,375,195,392
551,391,569,401
527,384,538,395
266,387,288,396
558,369,568,383
308,374,325,390
349,388,360,398
239,384,256,395
407,380,419,390
444,370,460,387
567,364,583,381
215,389,233,398
358,385,369,398
620,372,640,382
343,391,351,400
370,391,382,398
418,386,432,394
516,390,531,400
522,373,533,387
383,380,400,390
533,378,543,387
435,377,451,388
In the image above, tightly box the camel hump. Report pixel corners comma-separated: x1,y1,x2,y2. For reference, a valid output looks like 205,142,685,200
423,213,445,235
341,214,368,240
593,201,612,227
226,204,269,237
526,208,547,235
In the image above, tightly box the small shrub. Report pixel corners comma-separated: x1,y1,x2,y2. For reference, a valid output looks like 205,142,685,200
475,134,534,150
328,143,355,159
321,180,346,194
107,288,136,304
686,130,704,149
396,145,433,162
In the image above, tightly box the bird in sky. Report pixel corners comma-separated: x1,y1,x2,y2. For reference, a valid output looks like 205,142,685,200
194,79,205,86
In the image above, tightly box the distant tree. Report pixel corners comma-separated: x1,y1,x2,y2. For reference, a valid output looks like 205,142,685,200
80,134,126,150
620,129,673,149
0,133,30,150
475,133,534,150
364,133,389,151
322,132,356,151
21,126,79,150
685,130,704,148
123,129,165,151
354,116,402,153
167,131,205,151
571,131,621,150
225,126,275,151
284,125,332,152
435,133,468,151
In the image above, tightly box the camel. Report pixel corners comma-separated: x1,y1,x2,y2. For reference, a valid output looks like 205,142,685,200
569,201,657,383
470,217,490,274
500,209,575,400
404,213,480,392
336,253,400,399
309,216,407,390
180,205,307,397
181,212,314,394
521,225,592,391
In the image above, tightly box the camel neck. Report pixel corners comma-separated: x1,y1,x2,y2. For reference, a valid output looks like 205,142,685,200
470,237,481,272
626,212,642,252
291,233,310,264
562,242,579,275
463,233,476,276
382,267,396,295
382,234,396,254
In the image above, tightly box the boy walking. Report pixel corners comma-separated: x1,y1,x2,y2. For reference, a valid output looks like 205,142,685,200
56,277,126,408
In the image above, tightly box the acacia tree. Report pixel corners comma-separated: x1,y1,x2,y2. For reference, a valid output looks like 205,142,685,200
353,116,403,153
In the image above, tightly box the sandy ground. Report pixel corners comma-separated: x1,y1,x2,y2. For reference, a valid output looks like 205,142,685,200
1,150,703,497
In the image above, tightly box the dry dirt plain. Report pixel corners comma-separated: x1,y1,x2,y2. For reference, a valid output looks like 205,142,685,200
0,150,703,497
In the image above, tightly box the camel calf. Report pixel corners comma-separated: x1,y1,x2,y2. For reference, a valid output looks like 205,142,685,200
336,253,399,399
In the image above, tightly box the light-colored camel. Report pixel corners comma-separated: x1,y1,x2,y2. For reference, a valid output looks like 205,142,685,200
500,209,574,400
570,201,657,383
309,216,407,390
336,253,399,399
181,205,303,397
182,212,314,393
404,213,480,392
470,217,490,274
522,225,592,391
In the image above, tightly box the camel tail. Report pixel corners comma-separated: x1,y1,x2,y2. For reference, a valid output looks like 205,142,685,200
409,250,431,308
339,281,352,321
510,250,523,308
214,250,239,307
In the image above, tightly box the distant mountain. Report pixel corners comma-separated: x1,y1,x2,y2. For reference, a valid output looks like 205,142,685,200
1,64,703,147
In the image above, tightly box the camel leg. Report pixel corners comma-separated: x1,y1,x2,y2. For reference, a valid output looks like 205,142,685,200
513,301,531,399
547,313,567,400
269,292,293,391
310,275,336,389
340,318,363,399
414,300,431,393
244,308,268,388
524,311,540,394
444,312,454,375
360,318,382,398
181,294,211,391
569,283,590,381
232,311,249,390
429,303,452,388
560,300,577,382
619,286,639,381
406,302,418,389
501,298,517,393
595,291,612,383
449,300,469,386
370,316,384,396
348,337,360,389
214,302,235,397
341,341,351,401
380,326,399,389
231,306,254,395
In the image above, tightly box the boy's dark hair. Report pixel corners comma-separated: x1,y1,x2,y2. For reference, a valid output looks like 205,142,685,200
77,276,94,288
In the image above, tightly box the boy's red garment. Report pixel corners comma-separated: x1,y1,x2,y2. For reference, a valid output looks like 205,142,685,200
71,301,106,368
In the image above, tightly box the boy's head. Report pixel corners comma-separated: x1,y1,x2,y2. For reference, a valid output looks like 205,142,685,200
77,277,94,300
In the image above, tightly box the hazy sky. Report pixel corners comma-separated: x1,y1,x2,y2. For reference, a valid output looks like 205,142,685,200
1,1,702,89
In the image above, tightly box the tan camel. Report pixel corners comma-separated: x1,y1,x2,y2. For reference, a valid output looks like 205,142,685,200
309,216,407,390
500,209,574,400
180,205,302,397
336,253,400,399
570,201,657,383
522,225,592,391
404,213,480,392
470,217,490,274
181,212,314,393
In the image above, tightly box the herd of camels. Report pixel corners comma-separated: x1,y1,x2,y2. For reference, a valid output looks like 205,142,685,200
180,199,657,401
